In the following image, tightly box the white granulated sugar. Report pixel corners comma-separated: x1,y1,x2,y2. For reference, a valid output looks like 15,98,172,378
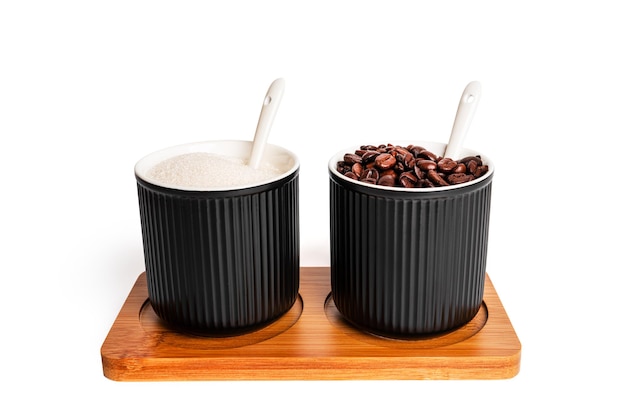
147,152,283,188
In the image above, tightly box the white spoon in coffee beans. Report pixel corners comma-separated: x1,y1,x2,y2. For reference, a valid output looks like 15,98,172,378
444,81,482,160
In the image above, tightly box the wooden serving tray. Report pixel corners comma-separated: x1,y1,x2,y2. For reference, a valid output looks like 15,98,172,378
101,267,521,381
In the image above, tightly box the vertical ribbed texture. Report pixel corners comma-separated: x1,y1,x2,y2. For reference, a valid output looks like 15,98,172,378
330,175,492,335
137,174,299,334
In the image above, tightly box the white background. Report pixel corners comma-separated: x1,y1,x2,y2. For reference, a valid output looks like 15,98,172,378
1,1,624,416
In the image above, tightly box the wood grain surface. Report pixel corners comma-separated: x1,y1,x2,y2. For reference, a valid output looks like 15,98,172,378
101,267,521,381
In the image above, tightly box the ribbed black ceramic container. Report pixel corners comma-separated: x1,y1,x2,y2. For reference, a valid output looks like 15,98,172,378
135,140,299,335
329,142,493,337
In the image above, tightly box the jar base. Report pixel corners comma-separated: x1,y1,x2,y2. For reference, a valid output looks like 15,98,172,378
325,293,488,348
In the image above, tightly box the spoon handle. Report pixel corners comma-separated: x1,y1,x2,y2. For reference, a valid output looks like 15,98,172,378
248,78,286,169
444,81,482,160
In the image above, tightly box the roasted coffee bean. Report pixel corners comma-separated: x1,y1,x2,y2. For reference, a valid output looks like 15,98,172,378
437,158,457,173
393,146,411,157
361,168,379,182
378,174,396,187
459,156,482,166
336,161,349,174
448,173,474,184
417,159,437,171
415,150,438,161
403,152,415,168
375,153,397,170
467,159,479,175
427,170,449,186
361,150,380,164
337,144,488,188
344,153,362,164
474,165,489,177
452,163,467,174
380,169,398,181
351,162,364,177
399,172,418,188
408,145,425,157
419,178,435,188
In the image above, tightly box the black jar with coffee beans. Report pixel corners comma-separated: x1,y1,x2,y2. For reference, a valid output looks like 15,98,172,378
328,141,494,336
